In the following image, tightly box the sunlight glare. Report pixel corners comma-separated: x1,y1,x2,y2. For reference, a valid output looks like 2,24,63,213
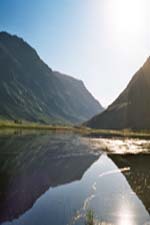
105,0,148,42
107,0,147,36
117,205,135,225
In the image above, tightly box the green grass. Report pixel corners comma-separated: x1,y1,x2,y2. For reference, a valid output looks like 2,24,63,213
88,128,150,139
0,119,150,139
85,210,95,225
0,120,71,130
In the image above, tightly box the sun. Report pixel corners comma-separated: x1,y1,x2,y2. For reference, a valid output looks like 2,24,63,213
107,0,147,35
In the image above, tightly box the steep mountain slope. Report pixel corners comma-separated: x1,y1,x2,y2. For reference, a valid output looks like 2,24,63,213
86,58,150,130
0,32,103,124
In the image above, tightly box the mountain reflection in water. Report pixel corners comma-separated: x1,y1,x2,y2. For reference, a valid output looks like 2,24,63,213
110,154,150,214
0,133,150,225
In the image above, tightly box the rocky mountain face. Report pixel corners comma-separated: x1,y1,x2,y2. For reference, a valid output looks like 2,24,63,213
86,58,150,130
0,32,103,124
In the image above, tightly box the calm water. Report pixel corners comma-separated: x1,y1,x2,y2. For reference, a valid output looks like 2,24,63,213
0,132,150,225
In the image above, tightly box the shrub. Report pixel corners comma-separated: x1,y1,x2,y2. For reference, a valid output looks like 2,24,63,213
85,210,95,225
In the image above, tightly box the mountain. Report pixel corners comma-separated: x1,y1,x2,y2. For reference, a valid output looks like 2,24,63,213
86,57,150,130
0,32,103,124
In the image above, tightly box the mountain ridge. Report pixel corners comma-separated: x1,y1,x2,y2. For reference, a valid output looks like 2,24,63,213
0,31,103,124
86,57,150,130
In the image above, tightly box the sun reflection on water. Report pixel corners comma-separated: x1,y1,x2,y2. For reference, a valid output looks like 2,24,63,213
117,204,135,225
87,137,150,154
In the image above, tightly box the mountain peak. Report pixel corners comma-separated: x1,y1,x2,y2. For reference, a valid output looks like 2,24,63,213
0,32,103,124
0,31,11,37
142,56,150,68
0,31,21,41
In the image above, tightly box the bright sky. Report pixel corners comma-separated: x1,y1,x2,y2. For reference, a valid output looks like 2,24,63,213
0,0,149,107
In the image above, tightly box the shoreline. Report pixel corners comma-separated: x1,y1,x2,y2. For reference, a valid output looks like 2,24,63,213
0,120,150,139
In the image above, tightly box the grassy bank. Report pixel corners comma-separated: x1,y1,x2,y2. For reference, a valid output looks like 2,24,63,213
87,128,150,139
0,120,88,134
0,120,72,131
0,120,150,139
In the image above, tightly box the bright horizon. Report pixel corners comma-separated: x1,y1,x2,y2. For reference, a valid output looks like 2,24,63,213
0,0,149,107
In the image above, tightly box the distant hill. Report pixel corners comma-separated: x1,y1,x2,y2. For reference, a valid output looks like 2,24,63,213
0,32,103,124
86,58,150,130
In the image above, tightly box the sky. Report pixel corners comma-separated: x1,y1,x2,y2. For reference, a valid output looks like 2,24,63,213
0,0,150,107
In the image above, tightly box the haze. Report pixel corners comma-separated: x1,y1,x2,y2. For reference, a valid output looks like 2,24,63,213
0,0,149,107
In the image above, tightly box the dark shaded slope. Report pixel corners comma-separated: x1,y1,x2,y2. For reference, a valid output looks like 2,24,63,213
0,32,103,124
86,58,150,130
54,71,102,122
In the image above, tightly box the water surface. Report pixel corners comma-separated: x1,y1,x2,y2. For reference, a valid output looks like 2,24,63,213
0,132,150,225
